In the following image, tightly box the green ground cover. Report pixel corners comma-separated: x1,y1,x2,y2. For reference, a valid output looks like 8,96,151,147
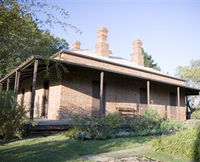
0,133,190,162
152,126,200,161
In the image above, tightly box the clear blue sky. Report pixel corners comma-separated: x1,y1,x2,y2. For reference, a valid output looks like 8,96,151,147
41,0,200,75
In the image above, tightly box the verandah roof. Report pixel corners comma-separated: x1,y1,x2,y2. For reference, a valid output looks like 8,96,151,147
0,55,199,95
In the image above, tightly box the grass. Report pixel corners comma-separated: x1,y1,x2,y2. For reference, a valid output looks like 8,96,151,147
0,133,191,162
142,151,190,162
152,127,200,161
0,133,155,162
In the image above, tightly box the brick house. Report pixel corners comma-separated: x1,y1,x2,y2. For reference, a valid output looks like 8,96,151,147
0,27,199,121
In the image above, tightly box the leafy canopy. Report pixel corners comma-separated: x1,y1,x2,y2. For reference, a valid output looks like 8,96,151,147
176,60,200,88
143,49,161,71
0,0,72,79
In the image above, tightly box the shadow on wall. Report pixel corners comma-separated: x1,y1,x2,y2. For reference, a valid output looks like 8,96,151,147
58,103,92,120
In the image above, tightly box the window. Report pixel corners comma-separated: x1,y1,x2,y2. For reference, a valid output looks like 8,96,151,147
140,88,147,104
170,92,176,106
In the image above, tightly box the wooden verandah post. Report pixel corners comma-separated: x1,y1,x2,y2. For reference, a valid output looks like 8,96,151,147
99,71,105,117
6,78,10,91
147,80,150,105
177,86,180,120
30,60,38,120
0,83,2,93
14,71,20,104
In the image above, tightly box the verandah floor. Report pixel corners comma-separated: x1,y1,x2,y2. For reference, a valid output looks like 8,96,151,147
33,119,72,126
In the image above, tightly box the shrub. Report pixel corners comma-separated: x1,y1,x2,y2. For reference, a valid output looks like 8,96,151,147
66,108,185,140
159,120,186,134
126,108,163,132
66,113,124,140
65,128,92,140
191,110,200,119
65,127,80,138
152,126,200,160
0,91,29,139
99,113,124,129
98,113,124,137
141,108,163,122
74,131,92,140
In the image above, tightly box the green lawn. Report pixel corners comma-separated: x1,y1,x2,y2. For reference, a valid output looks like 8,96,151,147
0,133,190,162
142,151,190,162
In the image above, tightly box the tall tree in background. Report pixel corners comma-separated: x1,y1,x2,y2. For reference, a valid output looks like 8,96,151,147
176,60,200,88
143,49,161,71
0,0,79,78
176,60,200,107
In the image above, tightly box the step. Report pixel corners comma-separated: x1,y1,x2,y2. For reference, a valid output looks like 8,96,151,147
29,125,72,131
28,124,72,135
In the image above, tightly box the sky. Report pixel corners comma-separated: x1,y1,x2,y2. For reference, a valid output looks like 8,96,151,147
39,0,200,75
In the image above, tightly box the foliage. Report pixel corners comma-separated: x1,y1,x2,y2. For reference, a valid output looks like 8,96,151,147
191,109,200,119
66,109,185,140
152,126,200,161
67,113,124,140
0,91,29,139
0,0,70,78
143,49,161,71
176,60,200,87
65,127,80,139
65,127,92,140
159,120,186,134
126,108,163,132
176,60,200,107
74,131,92,141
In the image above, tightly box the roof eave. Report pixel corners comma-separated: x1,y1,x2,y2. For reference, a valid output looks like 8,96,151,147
61,50,186,82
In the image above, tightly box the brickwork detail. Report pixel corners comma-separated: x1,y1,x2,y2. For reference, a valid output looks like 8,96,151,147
95,27,110,56
72,41,81,50
131,40,144,66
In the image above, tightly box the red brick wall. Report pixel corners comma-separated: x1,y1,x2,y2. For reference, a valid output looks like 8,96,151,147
59,68,186,120
17,64,186,121
17,68,62,119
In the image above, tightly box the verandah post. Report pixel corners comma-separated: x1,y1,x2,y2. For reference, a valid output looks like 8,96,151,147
177,86,180,120
147,80,150,105
14,71,21,105
6,78,10,91
30,60,38,120
99,71,104,117
0,83,2,92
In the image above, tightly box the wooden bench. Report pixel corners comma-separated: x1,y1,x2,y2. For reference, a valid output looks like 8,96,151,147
116,107,137,117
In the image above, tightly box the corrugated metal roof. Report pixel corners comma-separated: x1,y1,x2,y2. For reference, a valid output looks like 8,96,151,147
65,49,185,81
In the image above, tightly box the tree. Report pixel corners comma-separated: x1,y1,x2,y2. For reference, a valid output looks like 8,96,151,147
176,60,200,88
176,60,200,108
0,0,72,78
143,49,161,71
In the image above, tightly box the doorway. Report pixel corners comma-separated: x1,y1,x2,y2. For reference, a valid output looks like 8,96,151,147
41,81,49,118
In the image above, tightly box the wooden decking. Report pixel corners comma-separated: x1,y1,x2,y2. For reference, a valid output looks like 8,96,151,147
34,119,72,125
28,119,72,135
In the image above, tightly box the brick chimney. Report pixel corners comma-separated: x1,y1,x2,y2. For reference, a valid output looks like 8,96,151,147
95,27,110,56
72,40,81,50
131,40,144,66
